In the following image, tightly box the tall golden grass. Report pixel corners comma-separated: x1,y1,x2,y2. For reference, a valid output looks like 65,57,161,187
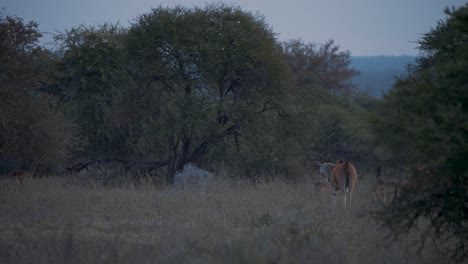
0,174,442,263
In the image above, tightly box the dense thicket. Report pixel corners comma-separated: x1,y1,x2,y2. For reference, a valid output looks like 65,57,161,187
375,5,468,262
0,14,79,172
1,4,378,181
47,4,371,182
53,24,127,157
123,5,293,183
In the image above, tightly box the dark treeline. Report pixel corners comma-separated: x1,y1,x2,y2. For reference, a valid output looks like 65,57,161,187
375,5,468,262
0,4,379,183
0,4,467,261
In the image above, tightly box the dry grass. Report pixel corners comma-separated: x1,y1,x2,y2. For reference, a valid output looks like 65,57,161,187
0,174,443,263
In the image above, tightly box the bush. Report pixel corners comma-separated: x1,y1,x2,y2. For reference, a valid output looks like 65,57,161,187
0,14,81,170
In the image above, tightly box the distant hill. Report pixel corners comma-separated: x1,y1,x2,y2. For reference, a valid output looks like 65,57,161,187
350,56,416,97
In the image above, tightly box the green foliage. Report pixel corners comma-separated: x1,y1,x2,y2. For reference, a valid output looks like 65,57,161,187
375,5,468,262
220,110,306,180
291,88,379,165
54,24,128,156
217,38,369,179
0,13,80,168
117,4,290,181
2,4,371,180
274,39,379,171
282,39,358,92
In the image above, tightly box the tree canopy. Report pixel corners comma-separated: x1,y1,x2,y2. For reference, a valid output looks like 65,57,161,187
375,5,468,262
1,4,367,182
0,13,79,170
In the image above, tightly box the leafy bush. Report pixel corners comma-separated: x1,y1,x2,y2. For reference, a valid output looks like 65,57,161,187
375,5,468,262
0,14,80,170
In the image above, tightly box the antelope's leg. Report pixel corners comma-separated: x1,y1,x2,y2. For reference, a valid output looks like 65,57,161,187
344,192,347,208
350,192,353,208
332,191,337,211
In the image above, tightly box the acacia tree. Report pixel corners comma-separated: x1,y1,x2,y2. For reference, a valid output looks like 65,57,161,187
375,5,468,262
282,39,358,92
120,4,289,183
0,14,79,170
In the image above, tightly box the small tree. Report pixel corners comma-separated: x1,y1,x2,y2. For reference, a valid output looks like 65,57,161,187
375,5,468,262
282,39,358,92
0,13,79,170
54,24,128,157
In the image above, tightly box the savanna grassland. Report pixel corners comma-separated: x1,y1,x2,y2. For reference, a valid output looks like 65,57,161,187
1,3,467,264
0,173,441,264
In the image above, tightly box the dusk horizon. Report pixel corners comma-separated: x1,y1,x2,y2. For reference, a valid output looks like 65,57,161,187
2,0,467,56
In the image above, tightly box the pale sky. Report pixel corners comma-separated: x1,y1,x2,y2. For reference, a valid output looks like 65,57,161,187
1,0,467,55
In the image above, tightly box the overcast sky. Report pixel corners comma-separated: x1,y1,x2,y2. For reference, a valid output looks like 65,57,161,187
1,0,466,56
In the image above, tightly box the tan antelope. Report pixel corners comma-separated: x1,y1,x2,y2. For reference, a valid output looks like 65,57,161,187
316,161,358,208
371,163,432,206
372,165,399,205
372,180,399,206
313,182,331,204
315,181,332,194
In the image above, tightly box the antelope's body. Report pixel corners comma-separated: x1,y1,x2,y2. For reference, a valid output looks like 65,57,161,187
331,162,357,208
316,161,358,208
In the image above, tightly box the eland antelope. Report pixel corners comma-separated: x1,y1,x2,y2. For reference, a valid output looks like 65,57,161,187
314,181,333,203
316,161,358,208
372,163,431,205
